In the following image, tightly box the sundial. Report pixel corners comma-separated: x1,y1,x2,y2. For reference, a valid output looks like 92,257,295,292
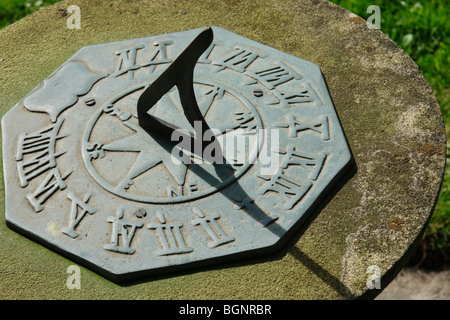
2,26,353,282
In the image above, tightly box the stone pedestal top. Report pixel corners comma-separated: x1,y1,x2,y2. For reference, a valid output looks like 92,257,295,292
0,0,445,299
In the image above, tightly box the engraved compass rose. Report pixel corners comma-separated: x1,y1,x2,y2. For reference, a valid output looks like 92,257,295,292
2,26,353,282
82,78,263,203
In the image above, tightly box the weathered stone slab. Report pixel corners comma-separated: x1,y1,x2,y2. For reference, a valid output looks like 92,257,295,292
2,26,353,282
0,0,445,299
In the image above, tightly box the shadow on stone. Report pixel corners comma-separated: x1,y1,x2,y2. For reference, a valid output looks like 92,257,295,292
118,158,358,301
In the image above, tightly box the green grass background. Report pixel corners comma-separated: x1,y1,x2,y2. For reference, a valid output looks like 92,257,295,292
1,0,449,268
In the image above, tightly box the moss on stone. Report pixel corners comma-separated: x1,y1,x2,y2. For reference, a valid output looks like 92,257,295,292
0,0,445,299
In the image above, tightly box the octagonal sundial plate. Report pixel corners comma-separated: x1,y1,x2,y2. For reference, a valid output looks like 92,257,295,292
2,27,353,282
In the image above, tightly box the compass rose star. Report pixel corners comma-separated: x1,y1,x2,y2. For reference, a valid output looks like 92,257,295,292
101,85,240,193
102,121,188,190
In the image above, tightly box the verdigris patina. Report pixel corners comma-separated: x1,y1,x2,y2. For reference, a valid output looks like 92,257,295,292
2,26,352,282
0,0,445,300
